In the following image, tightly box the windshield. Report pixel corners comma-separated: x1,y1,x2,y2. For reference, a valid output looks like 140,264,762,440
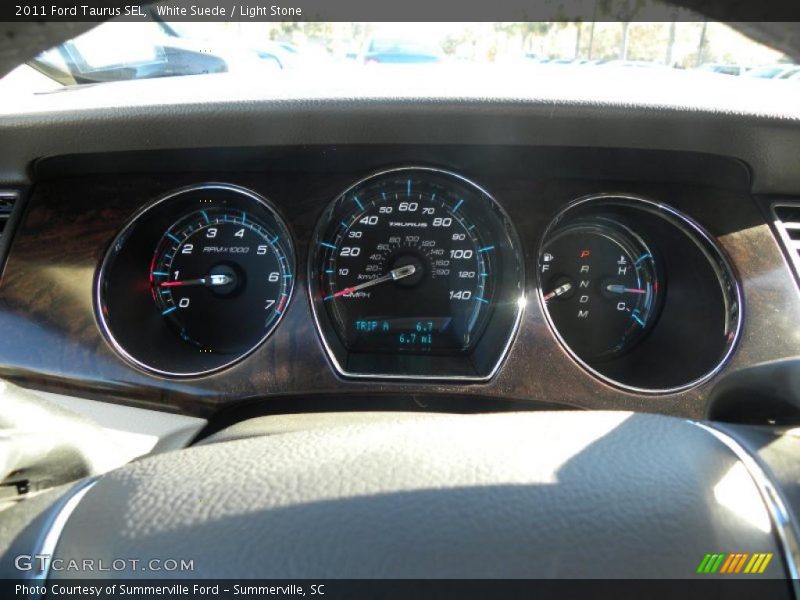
6,18,798,90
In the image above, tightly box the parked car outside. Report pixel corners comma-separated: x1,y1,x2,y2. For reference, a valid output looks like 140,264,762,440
698,63,747,76
360,37,444,64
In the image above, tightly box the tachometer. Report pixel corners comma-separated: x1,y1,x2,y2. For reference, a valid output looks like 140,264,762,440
310,167,524,380
97,184,295,376
151,207,292,353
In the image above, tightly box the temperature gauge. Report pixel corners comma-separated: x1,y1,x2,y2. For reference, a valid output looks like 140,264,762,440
539,220,661,359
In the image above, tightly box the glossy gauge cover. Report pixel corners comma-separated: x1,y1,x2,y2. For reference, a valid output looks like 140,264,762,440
96,184,295,376
309,167,524,380
538,194,742,393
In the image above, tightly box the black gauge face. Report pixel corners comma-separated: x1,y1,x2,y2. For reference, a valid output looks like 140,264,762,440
151,208,292,353
98,184,295,376
310,168,524,379
538,196,743,393
322,186,494,354
540,221,660,359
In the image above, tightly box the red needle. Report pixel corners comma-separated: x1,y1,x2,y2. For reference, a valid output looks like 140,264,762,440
543,282,573,302
606,284,648,295
157,274,232,288
333,287,355,298
327,265,416,300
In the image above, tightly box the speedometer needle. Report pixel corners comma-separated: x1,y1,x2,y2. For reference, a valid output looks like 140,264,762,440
332,264,416,298
160,274,233,288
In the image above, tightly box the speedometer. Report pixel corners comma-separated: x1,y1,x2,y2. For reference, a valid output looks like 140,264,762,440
323,186,493,353
310,167,524,380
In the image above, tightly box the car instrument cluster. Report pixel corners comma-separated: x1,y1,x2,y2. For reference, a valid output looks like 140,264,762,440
308,168,523,379
96,168,742,391
97,184,295,376
537,195,740,392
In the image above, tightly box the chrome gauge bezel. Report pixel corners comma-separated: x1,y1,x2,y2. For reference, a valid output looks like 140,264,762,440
536,193,744,394
308,166,525,381
95,183,296,378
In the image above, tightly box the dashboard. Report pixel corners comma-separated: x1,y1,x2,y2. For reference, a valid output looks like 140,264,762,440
4,20,800,588
0,140,797,421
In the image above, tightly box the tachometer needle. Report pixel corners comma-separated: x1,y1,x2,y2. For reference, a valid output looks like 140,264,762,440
543,282,573,302
332,264,416,298
605,284,646,295
160,274,233,288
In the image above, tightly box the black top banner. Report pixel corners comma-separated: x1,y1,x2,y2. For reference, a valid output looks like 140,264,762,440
4,0,800,22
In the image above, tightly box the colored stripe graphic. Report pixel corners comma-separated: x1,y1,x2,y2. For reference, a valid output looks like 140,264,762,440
734,553,749,573
744,554,759,573
698,554,725,573
696,554,712,574
711,554,725,573
721,553,737,574
697,553,773,575
720,554,736,573
758,554,773,573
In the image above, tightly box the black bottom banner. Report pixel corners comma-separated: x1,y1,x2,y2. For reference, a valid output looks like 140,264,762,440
1,579,795,600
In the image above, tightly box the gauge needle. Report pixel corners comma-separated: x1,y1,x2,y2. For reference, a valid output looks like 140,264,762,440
160,274,233,288
543,282,573,302
605,284,647,295
332,264,416,298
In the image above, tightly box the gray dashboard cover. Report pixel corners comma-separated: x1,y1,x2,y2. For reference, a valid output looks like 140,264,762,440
51,412,785,579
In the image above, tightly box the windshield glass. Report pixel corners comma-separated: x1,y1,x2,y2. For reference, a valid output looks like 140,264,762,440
7,18,798,90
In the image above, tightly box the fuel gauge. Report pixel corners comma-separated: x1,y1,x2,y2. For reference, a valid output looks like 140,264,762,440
539,220,661,360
